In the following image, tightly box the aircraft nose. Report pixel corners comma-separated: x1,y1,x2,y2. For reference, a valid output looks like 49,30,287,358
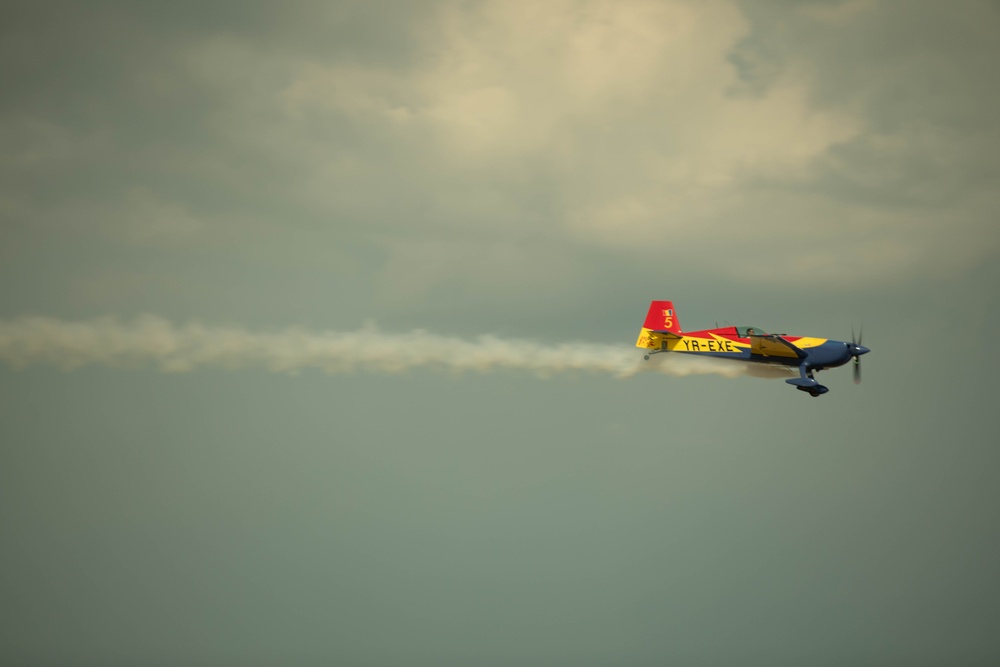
854,345,870,356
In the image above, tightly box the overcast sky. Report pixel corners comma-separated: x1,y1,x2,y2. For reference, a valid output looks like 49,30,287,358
2,2,999,665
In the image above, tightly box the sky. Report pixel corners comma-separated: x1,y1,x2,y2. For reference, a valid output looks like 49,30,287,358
1,1,999,665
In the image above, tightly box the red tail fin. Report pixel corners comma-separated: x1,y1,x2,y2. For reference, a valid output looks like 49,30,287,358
642,300,682,334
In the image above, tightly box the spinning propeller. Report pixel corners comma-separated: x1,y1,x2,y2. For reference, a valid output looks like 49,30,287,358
850,326,868,384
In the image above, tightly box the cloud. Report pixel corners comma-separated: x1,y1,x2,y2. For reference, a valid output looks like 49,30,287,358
272,0,951,290
2,0,997,319
281,1,859,184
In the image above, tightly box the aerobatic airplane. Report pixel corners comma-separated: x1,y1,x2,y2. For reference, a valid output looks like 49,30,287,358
636,300,869,396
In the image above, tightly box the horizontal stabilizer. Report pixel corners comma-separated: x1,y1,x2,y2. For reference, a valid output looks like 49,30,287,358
635,328,681,350
646,330,682,338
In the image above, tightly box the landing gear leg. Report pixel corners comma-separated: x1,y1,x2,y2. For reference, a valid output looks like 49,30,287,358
643,341,668,362
787,364,829,396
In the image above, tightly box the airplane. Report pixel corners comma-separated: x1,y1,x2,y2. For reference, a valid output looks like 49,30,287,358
635,300,869,397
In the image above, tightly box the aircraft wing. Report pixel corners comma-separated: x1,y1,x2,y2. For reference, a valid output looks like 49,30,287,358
750,334,807,359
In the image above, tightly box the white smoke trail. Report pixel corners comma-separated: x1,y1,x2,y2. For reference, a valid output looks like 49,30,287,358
0,315,781,380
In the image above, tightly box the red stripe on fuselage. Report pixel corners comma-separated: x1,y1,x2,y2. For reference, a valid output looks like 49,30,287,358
689,327,805,345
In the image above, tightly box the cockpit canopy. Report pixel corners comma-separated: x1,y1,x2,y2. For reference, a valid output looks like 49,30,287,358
736,326,768,337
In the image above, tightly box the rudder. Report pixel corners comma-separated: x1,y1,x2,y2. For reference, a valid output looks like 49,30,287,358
642,300,681,334
636,300,682,349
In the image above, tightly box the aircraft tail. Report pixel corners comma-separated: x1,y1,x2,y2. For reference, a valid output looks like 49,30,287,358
636,300,682,349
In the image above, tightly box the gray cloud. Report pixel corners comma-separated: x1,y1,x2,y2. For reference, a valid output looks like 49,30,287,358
4,1,997,328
